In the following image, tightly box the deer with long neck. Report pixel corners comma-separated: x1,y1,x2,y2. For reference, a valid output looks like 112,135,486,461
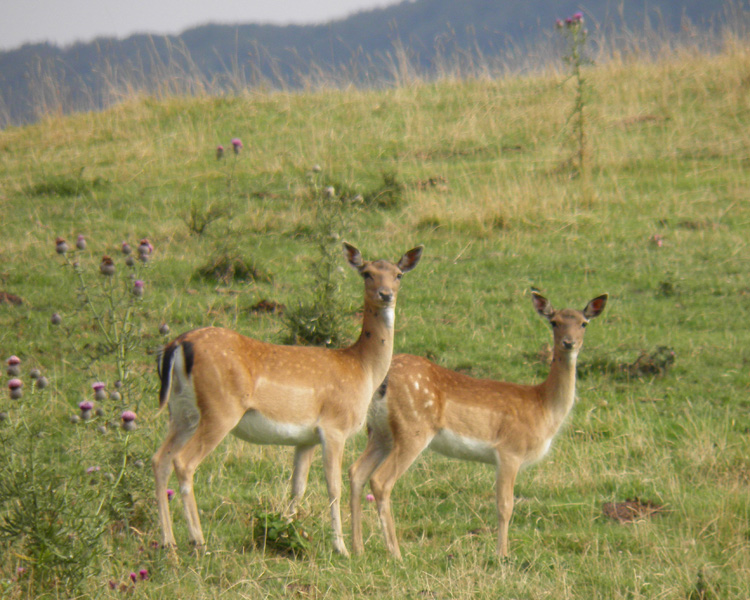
349,291,607,559
153,242,423,556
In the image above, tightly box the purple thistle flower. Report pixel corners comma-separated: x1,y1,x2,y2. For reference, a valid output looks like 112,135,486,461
79,400,94,419
159,323,170,335
167,488,175,501
51,312,62,325
6,355,20,376
138,238,153,263
93,381,107,400
139,569,149,580
216,145,224,159
121,410,137,431
121,241,132,255
138,238,153,256
99,255,115,276
573,12,583,22
76,234,87,250
108,580,117,590
8,378,23,399
366,493,375,502
86,465,100,474
55,237,69,254
231,138,243,154
130,572,137,583
133,280,144,297
36,376,49,389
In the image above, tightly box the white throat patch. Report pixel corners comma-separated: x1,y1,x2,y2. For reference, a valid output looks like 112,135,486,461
381,307,395,329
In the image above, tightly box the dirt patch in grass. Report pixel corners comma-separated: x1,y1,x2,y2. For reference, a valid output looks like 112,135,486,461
602,498,664,523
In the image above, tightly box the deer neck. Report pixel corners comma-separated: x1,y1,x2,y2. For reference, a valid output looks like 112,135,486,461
539,349,579,425
349,301,396,391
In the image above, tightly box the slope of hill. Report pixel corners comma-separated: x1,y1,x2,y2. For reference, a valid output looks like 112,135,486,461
0,40,749,597
0,0,744,127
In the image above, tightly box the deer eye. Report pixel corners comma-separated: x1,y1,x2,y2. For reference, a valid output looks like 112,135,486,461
582,322,588,328
550,320,558,328
362,272,373,280
396,273,403,280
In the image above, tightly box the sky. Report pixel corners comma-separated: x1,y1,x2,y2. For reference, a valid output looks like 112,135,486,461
0,0,401,51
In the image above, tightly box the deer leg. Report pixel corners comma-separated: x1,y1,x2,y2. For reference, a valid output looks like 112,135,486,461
287,444,317,516
319,430,349,556
152,427,182,548
348,430,390,555
495,457,520,558
369,434,430,560
172,412,242,547
153,417,200,548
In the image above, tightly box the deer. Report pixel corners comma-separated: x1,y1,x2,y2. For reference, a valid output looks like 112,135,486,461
349,291,608,559
153,242,423,556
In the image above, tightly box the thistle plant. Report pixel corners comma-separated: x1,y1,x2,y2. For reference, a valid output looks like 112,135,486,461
52,235,154,404
557,12,591,184
283,169,350,347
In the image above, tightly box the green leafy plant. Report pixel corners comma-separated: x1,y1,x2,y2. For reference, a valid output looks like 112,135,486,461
282,170,351,346
0,432,108,591
252,510,310,558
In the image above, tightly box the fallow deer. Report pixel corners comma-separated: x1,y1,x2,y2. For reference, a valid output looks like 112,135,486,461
153,242,423,556
349,291,607,559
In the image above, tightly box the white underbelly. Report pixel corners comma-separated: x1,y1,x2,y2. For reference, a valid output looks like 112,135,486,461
428,429,498,465
232,410,319,446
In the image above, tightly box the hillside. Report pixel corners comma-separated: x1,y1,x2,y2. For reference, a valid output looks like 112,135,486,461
0,0,745,126
1,36,749,597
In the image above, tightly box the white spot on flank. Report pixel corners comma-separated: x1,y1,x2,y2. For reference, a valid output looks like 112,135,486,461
413,381,420,391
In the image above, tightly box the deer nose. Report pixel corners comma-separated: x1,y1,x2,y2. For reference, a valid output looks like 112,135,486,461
378,289,394,303
562,339,575,350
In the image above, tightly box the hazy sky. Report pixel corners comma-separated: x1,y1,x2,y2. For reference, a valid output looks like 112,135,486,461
0,0,401,51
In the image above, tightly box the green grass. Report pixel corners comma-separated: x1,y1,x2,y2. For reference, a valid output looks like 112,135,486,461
1,36,750,599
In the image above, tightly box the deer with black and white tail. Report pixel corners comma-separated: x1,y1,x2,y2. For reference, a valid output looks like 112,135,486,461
153,242,423,556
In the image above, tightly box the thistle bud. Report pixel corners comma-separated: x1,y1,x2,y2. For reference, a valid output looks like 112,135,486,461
121,410,137,431
99,256,115,276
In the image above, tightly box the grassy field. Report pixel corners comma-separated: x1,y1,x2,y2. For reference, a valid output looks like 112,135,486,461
1,33,749,599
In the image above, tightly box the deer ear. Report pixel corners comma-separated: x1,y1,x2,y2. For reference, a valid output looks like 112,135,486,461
343,242,364,270
397,245,424,273
531,291,554,319
583,294,608,319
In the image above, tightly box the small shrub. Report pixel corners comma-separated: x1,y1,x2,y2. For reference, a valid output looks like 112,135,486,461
283,302,344,347
282,169,351,346
195,252,272,285
184,199,230,236
361,170,404,209
0,435,108,591
28,170,107,198
252,510,310,558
